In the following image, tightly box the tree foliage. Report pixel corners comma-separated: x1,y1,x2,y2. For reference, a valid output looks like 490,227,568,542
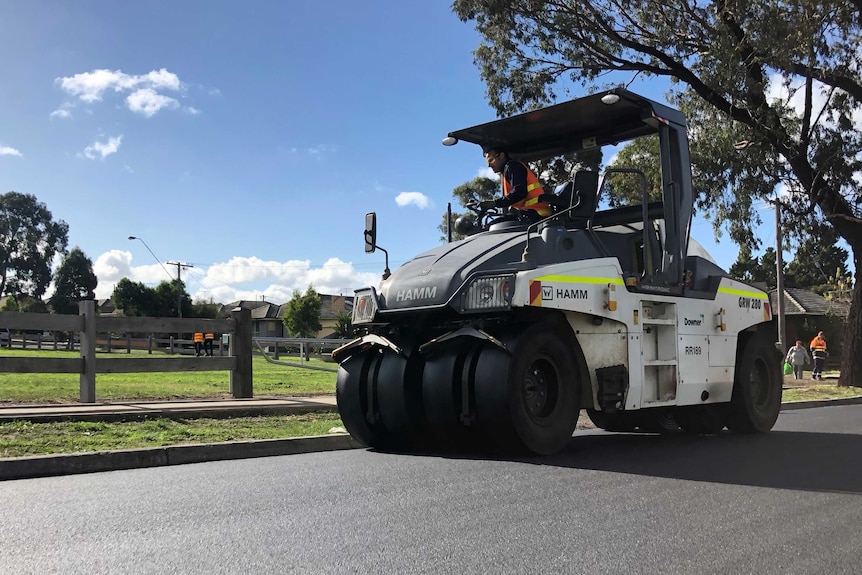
453,0,862,386
784,223,851,292
729,246,778,287
111,278,191,318
0,192,69,299
49,247,98,315
332,310,353,338
282,285,322,338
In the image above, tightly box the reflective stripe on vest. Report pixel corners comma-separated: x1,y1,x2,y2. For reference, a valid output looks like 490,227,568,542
810,337,826,352
502,163,552,217
205,333,214,339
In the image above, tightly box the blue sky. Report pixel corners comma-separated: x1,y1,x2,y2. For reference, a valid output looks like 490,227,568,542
0,0,752,304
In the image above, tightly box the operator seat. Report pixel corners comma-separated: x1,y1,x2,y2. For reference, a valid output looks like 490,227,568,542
538,170,600,229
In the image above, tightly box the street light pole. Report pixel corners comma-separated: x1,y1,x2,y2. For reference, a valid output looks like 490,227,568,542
166,261,194,318
127,236,173,281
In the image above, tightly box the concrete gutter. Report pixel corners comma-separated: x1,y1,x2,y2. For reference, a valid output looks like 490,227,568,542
0,434,364,481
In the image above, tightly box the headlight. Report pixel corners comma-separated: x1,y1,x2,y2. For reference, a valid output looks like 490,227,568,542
353,288,379,324
461,274,514,312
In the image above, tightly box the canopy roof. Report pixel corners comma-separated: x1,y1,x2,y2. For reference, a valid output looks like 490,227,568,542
447,89,687,162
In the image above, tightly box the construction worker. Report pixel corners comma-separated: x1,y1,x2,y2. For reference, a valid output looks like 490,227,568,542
193,332,204,357
478,146,552,222
809,331,828,380
204,332,215,357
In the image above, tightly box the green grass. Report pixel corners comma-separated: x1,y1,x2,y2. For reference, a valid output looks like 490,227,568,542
782,380,862,402
0,348,338,403
0,412,345,458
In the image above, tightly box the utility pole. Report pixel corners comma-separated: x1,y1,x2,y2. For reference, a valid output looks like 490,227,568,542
166,261,193,318
775,202,786,352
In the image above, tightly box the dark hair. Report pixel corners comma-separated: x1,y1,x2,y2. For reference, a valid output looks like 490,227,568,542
482,146,507,157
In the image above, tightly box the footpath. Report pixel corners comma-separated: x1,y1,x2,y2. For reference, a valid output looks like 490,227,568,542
2,392,862,481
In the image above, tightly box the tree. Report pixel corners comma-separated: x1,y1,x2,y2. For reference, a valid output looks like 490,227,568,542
111,278,191,318
453,0,862,386
784,224,851,292
49,247,97,315
729,246,778,288
332,310,353,338
282,285,322,338
0,192,69,300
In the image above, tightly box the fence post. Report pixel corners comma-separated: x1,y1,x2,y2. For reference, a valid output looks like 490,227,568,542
79,300,96,403
170,336,175,354
148,335,153,354
230,307,253,398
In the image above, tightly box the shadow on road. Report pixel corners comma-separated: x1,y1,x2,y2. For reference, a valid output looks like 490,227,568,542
508,430,862,495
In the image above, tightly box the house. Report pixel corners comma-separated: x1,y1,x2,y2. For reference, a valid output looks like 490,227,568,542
769,287,850,360
219,294,353,339
219,300,283,338
317,294,354,338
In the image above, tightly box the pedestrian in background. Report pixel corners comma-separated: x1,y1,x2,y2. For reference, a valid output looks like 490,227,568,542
204,332,215,357
785,340,810,380
809,331,828,380
193,332,204,357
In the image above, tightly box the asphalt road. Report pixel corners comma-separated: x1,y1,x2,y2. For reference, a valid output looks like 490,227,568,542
2,404,862,575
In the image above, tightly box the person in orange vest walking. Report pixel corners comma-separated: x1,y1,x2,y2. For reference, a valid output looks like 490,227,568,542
809,331,828,380
193,332,204,357
478,146,552,223
203,332,215,357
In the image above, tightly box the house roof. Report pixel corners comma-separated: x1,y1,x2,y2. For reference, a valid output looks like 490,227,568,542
769,287,851,317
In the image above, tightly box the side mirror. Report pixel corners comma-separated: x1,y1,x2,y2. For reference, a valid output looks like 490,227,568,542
364,212,377,253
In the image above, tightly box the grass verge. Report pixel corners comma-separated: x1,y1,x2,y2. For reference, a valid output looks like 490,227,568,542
782,379,862,402
0,348,337,403
0,412,344,459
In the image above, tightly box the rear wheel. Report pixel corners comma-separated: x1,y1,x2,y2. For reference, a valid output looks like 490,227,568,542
726,334,783,433
474,322,581,455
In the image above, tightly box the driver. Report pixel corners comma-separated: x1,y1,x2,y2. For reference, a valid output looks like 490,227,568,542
479,146,552,222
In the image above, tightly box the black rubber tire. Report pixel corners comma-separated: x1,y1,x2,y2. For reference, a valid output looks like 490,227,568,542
375,344,426,448
335,352,387,447
474,322,581,455
673,405,726,435
422,342,484,449
586,409,638,432
726,333,783,433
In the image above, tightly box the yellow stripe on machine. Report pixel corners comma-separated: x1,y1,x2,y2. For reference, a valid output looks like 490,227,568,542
536,275,625,285
717,286,768,299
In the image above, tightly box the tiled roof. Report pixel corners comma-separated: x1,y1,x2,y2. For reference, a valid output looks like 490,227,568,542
769,287,850,317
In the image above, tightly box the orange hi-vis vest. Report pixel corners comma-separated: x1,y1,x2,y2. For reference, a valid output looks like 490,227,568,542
810,336,826,353
503,163,552,217
194,333,204,343
204,333,214,340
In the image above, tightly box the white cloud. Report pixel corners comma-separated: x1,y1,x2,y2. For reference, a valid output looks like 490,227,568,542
55,68,190,117
0,146,22,157
49,108,71,119
126,88,179,117
395,191,432,209
93,252,380,302
81,135,123,160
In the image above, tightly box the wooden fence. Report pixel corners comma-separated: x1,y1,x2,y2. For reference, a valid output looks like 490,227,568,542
0,302,251,403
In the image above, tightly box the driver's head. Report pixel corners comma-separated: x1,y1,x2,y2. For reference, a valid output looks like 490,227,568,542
482,146,508,174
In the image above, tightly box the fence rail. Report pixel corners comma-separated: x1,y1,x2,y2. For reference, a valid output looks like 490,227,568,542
0,302,252,402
